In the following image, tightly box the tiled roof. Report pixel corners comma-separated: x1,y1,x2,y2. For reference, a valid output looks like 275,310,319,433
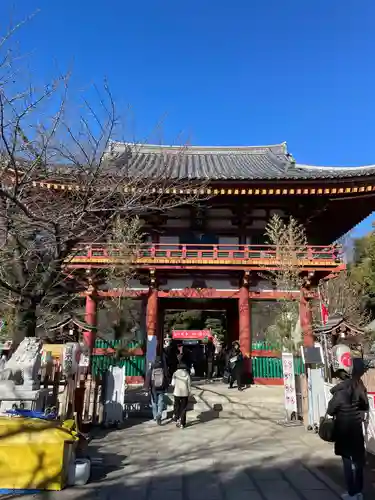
106,141,375,181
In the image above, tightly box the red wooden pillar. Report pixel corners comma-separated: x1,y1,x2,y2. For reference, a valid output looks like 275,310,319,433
238,286,251,356
146,288,158,365
84,284,97,352
300,285,314,347
238,285,252,382
146,288,158,336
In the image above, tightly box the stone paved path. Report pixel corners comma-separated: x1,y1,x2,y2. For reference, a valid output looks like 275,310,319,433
9,384,374,499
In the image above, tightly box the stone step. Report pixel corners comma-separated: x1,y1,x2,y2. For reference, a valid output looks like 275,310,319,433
123,384,285,420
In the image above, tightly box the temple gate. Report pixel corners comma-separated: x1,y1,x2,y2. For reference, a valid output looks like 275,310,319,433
60,141,375,382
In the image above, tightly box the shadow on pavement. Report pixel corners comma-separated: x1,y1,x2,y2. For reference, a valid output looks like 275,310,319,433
316,453,375,499
185,404,223,427
83,444,128,483
28,454,374,500
5,421,375,500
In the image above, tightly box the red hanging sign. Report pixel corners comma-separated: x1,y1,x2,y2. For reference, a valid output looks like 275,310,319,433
172,329,212,340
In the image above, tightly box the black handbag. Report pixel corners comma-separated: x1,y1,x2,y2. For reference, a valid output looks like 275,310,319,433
223,368,230,384
318,412,335,442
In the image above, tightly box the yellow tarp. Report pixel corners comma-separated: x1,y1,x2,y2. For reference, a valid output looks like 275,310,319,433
0,417,77,491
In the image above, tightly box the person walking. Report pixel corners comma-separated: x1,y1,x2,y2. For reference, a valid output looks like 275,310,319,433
144,356,169,425
205,339,215,379
171,361,191,429
227,341,244,390
327,360,369,500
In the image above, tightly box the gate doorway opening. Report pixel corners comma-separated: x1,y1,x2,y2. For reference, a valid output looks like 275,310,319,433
161,298,239,346
160,298,239,379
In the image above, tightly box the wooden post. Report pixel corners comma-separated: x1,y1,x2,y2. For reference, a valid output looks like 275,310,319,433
92,376,99,424
300,282,314,347
300,373,309,428
84,285,97,354
52,364,61,413
83,279,98,422
74,380,85,431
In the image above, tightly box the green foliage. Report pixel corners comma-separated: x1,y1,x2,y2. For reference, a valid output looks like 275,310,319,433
251,301,283,340
164,310,203,335
264,303,300,352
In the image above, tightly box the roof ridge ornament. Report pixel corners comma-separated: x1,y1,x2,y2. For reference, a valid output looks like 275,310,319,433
282,152,296,172
287,152,296,164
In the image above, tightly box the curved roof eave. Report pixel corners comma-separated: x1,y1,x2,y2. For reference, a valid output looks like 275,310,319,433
293,163,375,180
296,163,375,173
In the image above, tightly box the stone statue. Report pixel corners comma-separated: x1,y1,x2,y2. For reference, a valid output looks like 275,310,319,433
0,337,49,413
0,337,43,390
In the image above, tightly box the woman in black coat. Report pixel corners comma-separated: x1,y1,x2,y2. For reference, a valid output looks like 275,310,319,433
226,341,244,391
327,367,369,499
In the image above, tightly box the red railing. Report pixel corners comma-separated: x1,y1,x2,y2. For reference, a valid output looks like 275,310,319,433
66,243,342,267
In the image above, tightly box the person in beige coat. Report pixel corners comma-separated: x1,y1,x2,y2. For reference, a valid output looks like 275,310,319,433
171,362,191,428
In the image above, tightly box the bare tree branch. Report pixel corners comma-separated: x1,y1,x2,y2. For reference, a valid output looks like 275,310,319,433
0,21,209,344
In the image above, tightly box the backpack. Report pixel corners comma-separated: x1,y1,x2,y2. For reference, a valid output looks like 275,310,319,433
151,367,165,390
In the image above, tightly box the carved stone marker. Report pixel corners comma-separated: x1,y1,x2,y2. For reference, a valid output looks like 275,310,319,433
0,337,48,413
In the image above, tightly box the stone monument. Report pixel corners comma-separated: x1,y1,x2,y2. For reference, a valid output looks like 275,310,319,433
0,337,49,413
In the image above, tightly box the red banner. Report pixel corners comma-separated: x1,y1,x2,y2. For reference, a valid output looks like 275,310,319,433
321,302,329,325
319,287,329,325
172,329,212,340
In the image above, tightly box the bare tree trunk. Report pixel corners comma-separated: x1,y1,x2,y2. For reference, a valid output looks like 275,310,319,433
13,298,38,345
0,195,7,248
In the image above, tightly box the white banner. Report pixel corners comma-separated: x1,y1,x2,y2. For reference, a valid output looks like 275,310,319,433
282,352,297,419
365,392,375,455
104,365,126,424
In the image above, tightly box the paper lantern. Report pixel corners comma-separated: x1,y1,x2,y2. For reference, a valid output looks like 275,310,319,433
332,344,352,373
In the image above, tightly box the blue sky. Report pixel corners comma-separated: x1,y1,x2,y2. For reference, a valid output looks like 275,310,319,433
3,0,375,237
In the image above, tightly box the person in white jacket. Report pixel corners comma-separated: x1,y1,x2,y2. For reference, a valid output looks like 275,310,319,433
172,362,191,428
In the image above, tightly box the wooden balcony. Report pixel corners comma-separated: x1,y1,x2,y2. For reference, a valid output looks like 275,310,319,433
65,243,343,271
